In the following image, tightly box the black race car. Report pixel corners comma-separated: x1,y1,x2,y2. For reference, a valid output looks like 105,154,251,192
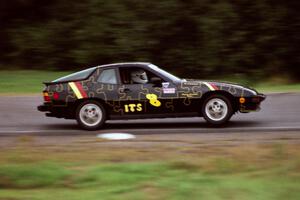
38,62,265,130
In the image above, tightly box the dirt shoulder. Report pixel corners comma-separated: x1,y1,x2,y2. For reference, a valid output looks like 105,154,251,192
1,131,300,164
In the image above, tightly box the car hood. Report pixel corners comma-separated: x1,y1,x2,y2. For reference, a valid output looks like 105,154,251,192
181,79,258,96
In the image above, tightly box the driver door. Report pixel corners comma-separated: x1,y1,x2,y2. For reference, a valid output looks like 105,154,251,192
118,66,172,115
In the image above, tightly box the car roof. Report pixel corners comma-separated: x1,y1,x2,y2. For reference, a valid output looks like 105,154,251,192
96,62,151,68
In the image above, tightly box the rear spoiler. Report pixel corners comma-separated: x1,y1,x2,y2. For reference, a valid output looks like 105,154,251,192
43,81,71,86
43,67,97,86
43,78,88,86
43,81,55,86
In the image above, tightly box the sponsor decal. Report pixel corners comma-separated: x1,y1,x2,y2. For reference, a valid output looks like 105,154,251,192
203,82,219,91
162,82,170,88
68,82,88,99
162,82,175,94
163,88,176,94
146,93,161,107
124,103,142,112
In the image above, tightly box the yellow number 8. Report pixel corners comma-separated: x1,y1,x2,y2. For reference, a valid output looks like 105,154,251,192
146,94,161,107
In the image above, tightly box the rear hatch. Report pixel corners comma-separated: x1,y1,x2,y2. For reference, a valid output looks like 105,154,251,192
42,67,96,102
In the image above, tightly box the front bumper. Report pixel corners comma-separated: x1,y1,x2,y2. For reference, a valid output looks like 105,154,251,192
239,94,266,113
256,93,266,102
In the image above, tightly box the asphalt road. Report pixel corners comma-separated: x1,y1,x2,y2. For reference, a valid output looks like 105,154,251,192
0,93,299,136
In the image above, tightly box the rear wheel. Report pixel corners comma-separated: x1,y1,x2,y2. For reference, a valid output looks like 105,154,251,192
76,100,106,130
202,94,233,125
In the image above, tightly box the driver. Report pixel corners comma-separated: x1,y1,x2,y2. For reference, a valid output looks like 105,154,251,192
131,69,148,84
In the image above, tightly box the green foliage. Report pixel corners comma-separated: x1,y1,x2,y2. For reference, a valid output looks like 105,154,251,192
0,0,299,79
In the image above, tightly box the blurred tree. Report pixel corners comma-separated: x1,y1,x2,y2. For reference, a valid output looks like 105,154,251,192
0,0,299,80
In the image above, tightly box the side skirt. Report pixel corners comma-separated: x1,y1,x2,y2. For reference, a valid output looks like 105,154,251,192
109,112,200,120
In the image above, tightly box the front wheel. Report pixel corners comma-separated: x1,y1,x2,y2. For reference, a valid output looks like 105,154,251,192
76,100,106,130
202,94,233,125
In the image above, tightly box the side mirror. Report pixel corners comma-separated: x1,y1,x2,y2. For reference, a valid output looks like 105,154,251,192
150,77,162,87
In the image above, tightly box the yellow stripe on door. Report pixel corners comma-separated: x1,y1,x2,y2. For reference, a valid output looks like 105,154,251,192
69,82,83,99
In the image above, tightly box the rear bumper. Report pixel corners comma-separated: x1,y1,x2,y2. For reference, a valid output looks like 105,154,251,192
37,104,74,119
37,104,49,112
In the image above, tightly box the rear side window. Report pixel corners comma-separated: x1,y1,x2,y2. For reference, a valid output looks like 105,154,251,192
97,69,117,84
53,67,96,82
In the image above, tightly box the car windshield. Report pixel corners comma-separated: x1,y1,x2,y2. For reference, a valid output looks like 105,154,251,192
53,67,96,82
148,64,181,82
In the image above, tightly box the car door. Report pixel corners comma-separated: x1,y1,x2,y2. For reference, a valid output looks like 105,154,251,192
118,66,178,115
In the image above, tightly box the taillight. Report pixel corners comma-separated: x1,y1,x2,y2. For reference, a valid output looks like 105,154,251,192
53,92,59,100
43,92,51,102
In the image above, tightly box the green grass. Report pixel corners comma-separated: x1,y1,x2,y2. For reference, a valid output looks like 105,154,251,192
255,83,300,93
0,162,69,189
0,70,72,94
0,161,300,200
0,70,300,94
1,138,300,200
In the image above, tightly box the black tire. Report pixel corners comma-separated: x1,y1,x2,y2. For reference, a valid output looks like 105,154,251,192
76,100,106,130
202,94,233,125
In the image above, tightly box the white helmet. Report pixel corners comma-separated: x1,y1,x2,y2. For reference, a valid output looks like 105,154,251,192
131,69,148,84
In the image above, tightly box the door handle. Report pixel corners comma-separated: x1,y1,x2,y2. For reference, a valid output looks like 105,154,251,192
120,88,130,93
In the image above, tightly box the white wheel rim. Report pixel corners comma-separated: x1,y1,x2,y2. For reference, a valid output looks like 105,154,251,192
205,98,228,121
79,103,102,127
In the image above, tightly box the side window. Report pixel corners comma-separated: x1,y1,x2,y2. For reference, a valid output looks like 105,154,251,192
119,67,162,84
53,67,96,82
97,69,117,84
